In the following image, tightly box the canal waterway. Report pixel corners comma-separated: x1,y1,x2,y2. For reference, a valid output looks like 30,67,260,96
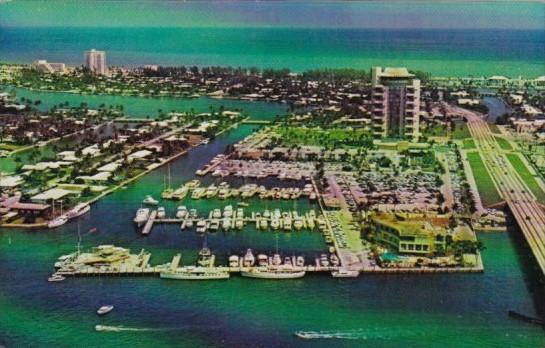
0,91,544,347
4,86,288,121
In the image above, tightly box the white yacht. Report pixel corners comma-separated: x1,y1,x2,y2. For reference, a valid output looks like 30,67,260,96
241,268,306,279
160,267,229,280
209,219,220,231
97,305,114,315
142,195,159,205
293,218,304,230
271,253,282,266
243,249,255,267
212,208,222,219
47,274,65,282
172,186,189,200
223,205,233,218
157,207,166,219
257,254,269,267
65,203,90,219
332,269,360,278
222,218,232,230
205,185,218,198
296,256,305,267
48,215,68,229
229,255,240,267
176,206,188,219
133,208,150,227
196,220,208,233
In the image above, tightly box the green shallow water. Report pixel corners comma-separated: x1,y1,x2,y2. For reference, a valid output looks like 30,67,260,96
1,119,544,347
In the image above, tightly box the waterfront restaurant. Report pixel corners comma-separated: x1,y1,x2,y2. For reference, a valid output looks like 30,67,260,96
370,213,447,255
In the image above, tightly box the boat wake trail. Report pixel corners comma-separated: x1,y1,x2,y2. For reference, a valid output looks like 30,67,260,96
294,328,422,340
95,325,200,332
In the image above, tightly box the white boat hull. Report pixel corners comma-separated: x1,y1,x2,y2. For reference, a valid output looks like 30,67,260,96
241,270,306,279
160,271,230,280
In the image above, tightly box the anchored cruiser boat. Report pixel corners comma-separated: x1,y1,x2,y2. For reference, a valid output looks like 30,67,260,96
160,267,230,280
241,267,306,279
133,208,150,227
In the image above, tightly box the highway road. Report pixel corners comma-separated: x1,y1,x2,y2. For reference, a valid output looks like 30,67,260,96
452,105,545,275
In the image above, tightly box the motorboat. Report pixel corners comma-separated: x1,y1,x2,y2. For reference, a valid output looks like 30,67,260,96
197,247,213,267
229,255,240,267
296,256,305,267
222,218,232,230
48,215,68,229
212,208,222,219
241,268,306,279
332,269,360,278
191,187,206,199
320,254,330,267
133,208,150,227
293,218,304,230
47,274,65,282
157,207,166,219
205,185,218,198
196,220,208,233
243,249,255,267
65,203,90,219
185,218,193,228
257,254,269,267
209,219,220,231
160,267,229,280
176,206,188,219
142,195,159,205
330,254,340,266
97,305,114,316
218,188,230,199
223,205,233,218
185,180,200,189
271,253,282,266
172,186,189,200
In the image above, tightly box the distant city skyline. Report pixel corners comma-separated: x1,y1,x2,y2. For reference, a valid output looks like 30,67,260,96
1,0,544,30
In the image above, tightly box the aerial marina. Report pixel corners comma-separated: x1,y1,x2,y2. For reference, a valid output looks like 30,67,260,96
1,1,545,347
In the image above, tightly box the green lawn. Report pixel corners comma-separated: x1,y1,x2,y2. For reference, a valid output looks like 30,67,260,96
488,123,501,134
495,137,513,151
452,122,471,140
274,126,373,148
506,153,545,204
467,152,502,206
462,139,476,150
423,124,448,137
0,143,25,151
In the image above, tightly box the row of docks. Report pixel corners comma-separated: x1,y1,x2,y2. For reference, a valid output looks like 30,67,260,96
52,245,348,279
163,181,317,201
137,206,328,235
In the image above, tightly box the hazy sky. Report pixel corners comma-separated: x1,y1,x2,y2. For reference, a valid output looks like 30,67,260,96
1,0,544,30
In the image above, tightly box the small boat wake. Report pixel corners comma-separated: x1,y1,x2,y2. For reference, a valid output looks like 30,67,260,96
295,328,423,340
95,325,199,332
